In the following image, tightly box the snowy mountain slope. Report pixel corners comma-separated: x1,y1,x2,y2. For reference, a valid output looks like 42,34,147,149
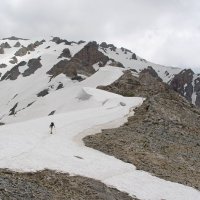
0,87,199,200
0,36,199,122
0,66,124,123
98,44,182,83
0,37,200,199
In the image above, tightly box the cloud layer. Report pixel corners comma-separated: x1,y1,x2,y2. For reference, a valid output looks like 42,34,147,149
1,0,200,71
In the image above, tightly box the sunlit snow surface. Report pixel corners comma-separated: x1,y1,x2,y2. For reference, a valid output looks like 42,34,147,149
0,38,199,199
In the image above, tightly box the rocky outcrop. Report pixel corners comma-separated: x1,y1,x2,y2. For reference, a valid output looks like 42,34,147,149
0,47,4,54
121,47,132,54
22,57,42,77
131,53,137,60
109,60,124,68
51,37,72,45
47,42,110,79
1,57,42,80
56,82,64,90
168,68,200,107
78,40,85,44
98,70,167,97
71,75,85,82
141,66,162,82
9,103,18,115
0,64,7,68
47,59,77,79
86,71,200,190
0,169,136,200
27,43,35,51
48,110,56,115
37,89,49,97
72,41,108,75
194,77,200,107
1,61,26,81
58,48,71,59
34,40,45,47
14,41,21,47
9,56,18,64
0,42,11,48
15,46,28,56
100,42,117,51
170,69,194,102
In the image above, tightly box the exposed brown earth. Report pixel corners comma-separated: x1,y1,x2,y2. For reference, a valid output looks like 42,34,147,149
84,70,200,190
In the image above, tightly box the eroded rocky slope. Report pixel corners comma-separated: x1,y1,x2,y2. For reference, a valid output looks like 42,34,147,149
84,70,200,190
0,169,137,200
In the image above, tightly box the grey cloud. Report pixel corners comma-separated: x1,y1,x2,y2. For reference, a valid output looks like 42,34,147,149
0,0,200,71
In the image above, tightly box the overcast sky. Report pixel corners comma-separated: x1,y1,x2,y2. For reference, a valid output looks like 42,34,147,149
1,0,200,71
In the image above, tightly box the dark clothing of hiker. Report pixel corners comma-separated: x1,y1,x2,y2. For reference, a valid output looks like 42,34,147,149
50,122,55,134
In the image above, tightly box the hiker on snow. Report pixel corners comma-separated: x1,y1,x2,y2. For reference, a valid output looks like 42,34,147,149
50,122,55,134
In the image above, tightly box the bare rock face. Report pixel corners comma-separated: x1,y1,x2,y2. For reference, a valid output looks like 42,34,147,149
14,41,21,47
22,57,42,77
100,42,117,51
72,41,109,75
78,40,85,44
121,47,132,54
170,69,194,102
34,40,45,47
0,42,11,48
15,46,28,56
9,103,18,115
9,56,18,64
141,66,162,82
1,61,26,81
47,59,77,78
58,48,71,59
131,53,137,60
27,43,35,51
98,69,167,97
194,77,200,107
169,68,200,107
47,42,110,79
37,89,49,97
51,37,72,45
109,60,124,68
56,83,64,90
0,47,4,54
86,71,200,190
